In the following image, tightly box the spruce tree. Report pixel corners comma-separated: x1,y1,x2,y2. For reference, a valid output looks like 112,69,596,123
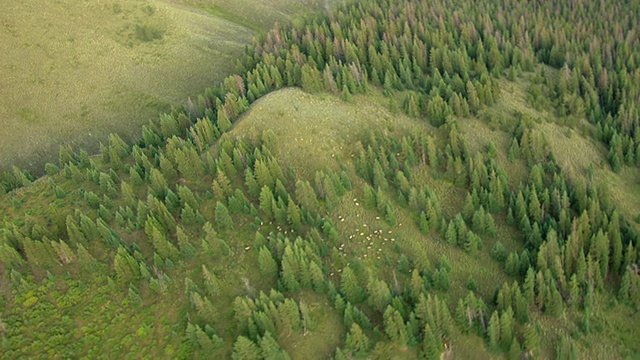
499,307,514,349
341,267,364,304
383,306,408,345
367,276,392,313
344,323,370,356
258,246,278,277
488,310,501,350
619,270,631,303
232,336,261,360
215,201,234,230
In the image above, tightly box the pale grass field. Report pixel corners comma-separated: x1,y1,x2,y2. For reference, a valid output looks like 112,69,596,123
0,0,333,173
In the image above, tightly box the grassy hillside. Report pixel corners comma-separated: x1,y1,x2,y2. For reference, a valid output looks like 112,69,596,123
0,0,332,174
1,0,639,358
1,85,638,357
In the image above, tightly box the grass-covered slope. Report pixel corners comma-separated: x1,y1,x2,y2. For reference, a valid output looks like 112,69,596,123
1,83,638,358
0,0,333,174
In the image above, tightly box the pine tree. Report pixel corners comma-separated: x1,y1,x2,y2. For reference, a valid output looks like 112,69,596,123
245,169,261,199
367,276,392,313
422,325,440,360
176,226,196,257
309,261,326,294
286,198,303,232
149,168,168,198
467,276,478,292
419,211,429,234
488,310,501,350
259,186,275,220
217,109,233,133
491,241,507,262
259,331,289,360
508,338,522,360
375,187,387,214
232,336,261,360
341,267,364,304
280,254,300,293
201,264,221,296
523,324,540,357
409,269,425,302
258,246,278,277
619,270,631,303
215,201,234,230
363,183,377,209
295,180,319,213
148,222,179,260
505,252,520,276
182,203,205,227
499,307,514,349
385,203,397,226
445,221,457,245
344,323,370,356
383,306,408,345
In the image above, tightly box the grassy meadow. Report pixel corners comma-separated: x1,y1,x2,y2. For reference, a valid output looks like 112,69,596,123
0,0,332,174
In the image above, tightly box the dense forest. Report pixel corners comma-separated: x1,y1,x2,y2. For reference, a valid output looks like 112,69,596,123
1,0,639,358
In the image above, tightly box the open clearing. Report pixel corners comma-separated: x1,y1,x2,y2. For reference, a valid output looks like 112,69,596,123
231,87,428,179
0,0,332,173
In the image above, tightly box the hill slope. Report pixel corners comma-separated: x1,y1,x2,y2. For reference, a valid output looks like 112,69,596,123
1,0,639,358
0,0,333,174
1,83,638,358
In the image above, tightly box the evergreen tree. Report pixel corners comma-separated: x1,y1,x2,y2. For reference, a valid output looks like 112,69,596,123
259,186,275,220
286,198,303,232
201,264,221,296
488,310,501,350
524,324,540,357
499,307,515,349
383,306,408,345
182,203,205,227
422,325,440,360
344,323,370,356
232,336,261,360
367,276,392,313
215,201,234,230
619,270,631,303
176,226,196,257
385,203,397,226
148,222,179,260
363,183,377,209
259,331,289,360
508,338,522,360
258,246,278,277
341,267,364,304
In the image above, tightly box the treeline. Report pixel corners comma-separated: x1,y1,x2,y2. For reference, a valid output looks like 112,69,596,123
3,0,636,194
239,0,639,170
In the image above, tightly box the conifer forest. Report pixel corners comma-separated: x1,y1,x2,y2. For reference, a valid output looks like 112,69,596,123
1,0,639,358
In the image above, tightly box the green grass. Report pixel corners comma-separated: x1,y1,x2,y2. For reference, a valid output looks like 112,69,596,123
231,88,423,180
461,77,640,232
0,0,334,174
282,291,344,359
177,0,340,31
232,86,516,305
1,82,638,358
595,166,640,233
